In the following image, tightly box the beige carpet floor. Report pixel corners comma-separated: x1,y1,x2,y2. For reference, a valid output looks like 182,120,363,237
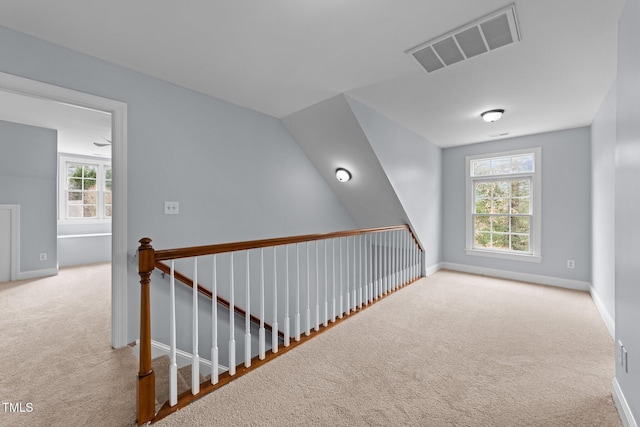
0,263,137,427
0,266,621,426
157,270,620,427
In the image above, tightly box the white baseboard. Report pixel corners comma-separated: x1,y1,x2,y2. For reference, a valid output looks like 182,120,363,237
589,286,615,339
440,262,590,291
424,263,443,277
133,339,228,376
17,267,59,280
613,377,638,427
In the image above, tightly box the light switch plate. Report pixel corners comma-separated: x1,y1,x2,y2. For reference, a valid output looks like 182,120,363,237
164,201,179,215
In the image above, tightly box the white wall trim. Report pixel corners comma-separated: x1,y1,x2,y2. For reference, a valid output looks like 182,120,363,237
589,285,615,339
441,262,590,291
613,377,638,427
134,339,228,376
424,262,443,276
0,204,20,281
17,267,59,280
0,71,128,349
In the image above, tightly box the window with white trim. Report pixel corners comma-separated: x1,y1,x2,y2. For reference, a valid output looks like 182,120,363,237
59,155,112,221
465,148,541,262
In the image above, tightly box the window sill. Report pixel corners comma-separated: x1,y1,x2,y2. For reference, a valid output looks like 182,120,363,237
465,248,542,263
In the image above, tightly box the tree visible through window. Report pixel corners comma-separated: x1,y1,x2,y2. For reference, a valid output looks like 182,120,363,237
466,148,541,261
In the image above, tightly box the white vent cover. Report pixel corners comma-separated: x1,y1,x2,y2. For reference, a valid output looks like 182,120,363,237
407,4,521,73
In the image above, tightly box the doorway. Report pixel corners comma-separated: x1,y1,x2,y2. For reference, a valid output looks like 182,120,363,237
0,71,128,348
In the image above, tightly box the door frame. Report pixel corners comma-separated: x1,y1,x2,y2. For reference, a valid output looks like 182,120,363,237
0,204,20,281
0,71,129,349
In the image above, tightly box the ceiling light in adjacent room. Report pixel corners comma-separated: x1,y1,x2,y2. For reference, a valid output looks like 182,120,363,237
481,109,505,122
335,168,352,182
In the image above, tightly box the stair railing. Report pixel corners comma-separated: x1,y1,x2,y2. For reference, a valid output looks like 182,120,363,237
137,225,423,425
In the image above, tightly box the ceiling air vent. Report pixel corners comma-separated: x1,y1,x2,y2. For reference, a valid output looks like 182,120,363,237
407,4,521,73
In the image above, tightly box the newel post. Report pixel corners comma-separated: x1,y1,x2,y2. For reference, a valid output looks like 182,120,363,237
137,238,155,425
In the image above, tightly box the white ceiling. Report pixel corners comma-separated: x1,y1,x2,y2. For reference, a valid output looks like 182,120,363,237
0,0,625,148
0,90,112,157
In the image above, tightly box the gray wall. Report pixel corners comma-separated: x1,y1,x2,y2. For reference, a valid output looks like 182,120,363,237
442,127,592,284
615,0,640,420
0,120,57,275
0,25,357,342
590,81,617,326
346,97,443,271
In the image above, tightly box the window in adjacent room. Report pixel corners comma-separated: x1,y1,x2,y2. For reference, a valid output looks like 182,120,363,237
465,148,541,262
59,155,112,221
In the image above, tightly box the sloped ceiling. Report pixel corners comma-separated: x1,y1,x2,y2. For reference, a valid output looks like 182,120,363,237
283,95,409,229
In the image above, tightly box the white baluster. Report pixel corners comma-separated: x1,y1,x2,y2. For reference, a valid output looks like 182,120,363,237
339,237,344,319
346,237,350,314
211,255,219,385
364,234,369,306
169,260,177,406
245,252,251,368
323,240,328,327
358,234,363,309
272,247,279,354
353,235,357,311
229,253,236,376
295,243,301,341
306,242,311,336
394,230,398,290
315,240,320,332
373,233,378,300
192,257,200,394
284,246,290,347
332,239,336,323
378,233,384,297
259,248,265,360
385,232,390,294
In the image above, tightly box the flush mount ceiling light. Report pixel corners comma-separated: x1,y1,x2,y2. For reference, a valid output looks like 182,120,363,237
335,168,352,182
481,109,505,122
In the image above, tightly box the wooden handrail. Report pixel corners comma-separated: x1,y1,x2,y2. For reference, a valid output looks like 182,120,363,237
154,225,422,262
154,260,285,339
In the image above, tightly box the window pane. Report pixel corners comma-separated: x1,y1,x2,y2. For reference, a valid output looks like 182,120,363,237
491,158,511,175
494,181,509,196
84,178,97,190
105,192,112,204
474,231,491,248
105,168,113,191
511,216,530,233
84,191,97,204
67,191,82,201
105,205,112,218
493,216,509,232
511,154,534,173
512,198,530,214
84,165,97,178
493,234,510,250
475,199,491,214
475,215,491,231
511,235,529,252
68,204,82,218
83,205,97,218
511,180,530,197
494,198,510,214
472,159,491,176
475,182,492,198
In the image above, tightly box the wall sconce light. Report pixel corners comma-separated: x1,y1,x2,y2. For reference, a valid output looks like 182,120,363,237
481,109,505,122
335,168,352,182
